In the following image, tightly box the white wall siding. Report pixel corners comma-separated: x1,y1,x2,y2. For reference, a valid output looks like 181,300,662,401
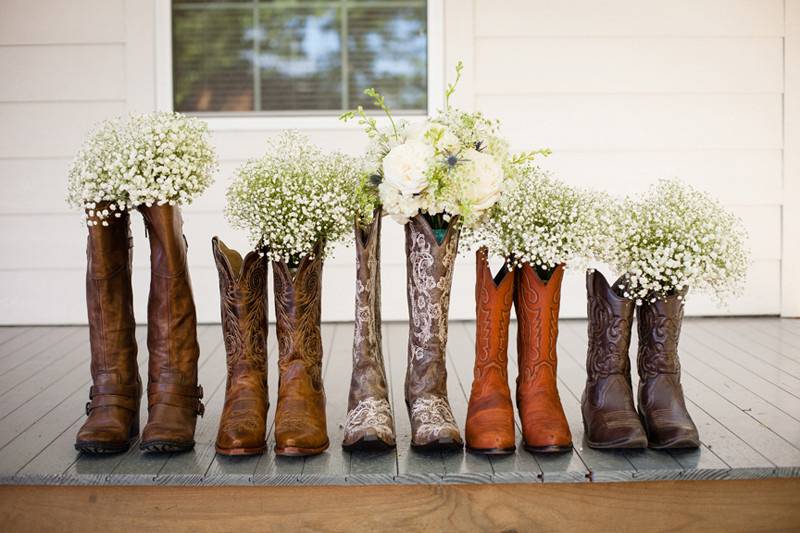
0,0,793,324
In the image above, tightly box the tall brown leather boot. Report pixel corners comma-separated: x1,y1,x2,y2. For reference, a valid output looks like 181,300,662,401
581,271,647,449
212,237,269,456
465,248,515,455
273,242,329,456
75,206,141,454
404,214,462,449
343,210,396,450
514,263,572,453
637,291,700,449
138,204,204,453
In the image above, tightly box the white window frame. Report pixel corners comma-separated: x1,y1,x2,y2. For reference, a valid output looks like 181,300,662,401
154,0,444,131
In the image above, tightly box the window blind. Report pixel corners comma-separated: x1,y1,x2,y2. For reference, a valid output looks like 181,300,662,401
172,0,428,115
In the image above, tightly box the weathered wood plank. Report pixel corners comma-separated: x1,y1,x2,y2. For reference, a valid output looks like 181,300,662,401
698,319,800,378
0,327,81,373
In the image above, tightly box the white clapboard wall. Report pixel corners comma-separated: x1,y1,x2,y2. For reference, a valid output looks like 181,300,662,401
0,0,795,324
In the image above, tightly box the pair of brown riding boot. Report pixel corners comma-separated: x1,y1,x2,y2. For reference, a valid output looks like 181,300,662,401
465,248,573,455
212,238,328,456
75,204,204,454
581,271,700,449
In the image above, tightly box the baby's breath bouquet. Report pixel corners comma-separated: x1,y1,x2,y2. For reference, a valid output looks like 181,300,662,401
226,131,364,266
466,162,610,280
67,112,216,226
342,62,546,231
608,179,749,304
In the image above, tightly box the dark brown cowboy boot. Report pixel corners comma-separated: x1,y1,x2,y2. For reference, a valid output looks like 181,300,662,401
581,271,647,449
343,211,396,450
273,242,329,456
514,263,572,453
465,248,515,455
637,291,700,449
404,214,462,450
212,238,269,456
139,204,204,453
75,206,141,454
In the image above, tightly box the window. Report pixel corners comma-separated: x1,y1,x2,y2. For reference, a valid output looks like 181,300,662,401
171,0,429,116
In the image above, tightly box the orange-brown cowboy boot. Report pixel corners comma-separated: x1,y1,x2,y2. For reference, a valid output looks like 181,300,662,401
514,263,572,453
273,242,329,456
75,205,141,454
465,248,516,454
139,204,204,453
212,237,269,456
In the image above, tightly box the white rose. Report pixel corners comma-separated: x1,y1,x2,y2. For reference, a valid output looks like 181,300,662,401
463,149,504,212
382,141,433,195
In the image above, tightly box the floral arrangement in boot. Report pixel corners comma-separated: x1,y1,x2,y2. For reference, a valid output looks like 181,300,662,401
606,178,749,304
67,112,216,226
342,62,546,231
226,131,363,456
466,163,607,453
67,111,215,455
582,179,749,450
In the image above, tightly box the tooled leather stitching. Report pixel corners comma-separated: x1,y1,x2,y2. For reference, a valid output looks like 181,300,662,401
637,300,682,379
586,289,632,381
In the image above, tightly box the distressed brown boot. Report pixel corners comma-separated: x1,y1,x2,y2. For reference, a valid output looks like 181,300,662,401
404,214,462,450
581,271,647,449
139,204,204,453
75,206,141,454
273,242,329,456
212,238,269,456
465,248,515,455
637,291,700,449
514,263,572,453
343,211,396,450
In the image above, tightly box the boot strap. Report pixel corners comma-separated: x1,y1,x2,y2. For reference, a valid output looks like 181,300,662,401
90,383,139,398
147,383,204,416
86,394,138,415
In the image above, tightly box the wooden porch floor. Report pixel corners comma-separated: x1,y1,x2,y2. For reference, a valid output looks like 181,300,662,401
0,318,799,486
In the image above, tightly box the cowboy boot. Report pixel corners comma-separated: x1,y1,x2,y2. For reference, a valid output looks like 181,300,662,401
404,214,462,449
138,204,204,453
465,248,515,455
212,238,269,456
581,271,647,449
343,210,396,450
75,206,141,454
637,291,700,449
514,263,572,453
273,242,329,456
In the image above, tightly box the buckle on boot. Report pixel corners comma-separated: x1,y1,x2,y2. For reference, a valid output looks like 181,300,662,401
196,400,205,417
85,401,92,416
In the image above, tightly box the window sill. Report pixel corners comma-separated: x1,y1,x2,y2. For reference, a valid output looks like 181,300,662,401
199,114,430,132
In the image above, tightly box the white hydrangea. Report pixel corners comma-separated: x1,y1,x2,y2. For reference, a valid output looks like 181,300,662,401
606,179,750,303
465,163,612,275
66,112,216,226
225,131,364,265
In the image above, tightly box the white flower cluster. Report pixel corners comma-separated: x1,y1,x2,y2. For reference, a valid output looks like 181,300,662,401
225,131,363,265
342,66,522,228
465,163,611,275
606,179,749,303
67,112,216,226
375,109,510,226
